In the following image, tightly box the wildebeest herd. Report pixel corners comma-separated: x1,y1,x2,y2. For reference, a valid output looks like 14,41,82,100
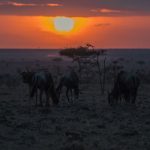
20,69,80,107
19,68,140,107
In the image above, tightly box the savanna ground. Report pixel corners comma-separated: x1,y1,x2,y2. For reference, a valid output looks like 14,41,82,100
0,55,150,150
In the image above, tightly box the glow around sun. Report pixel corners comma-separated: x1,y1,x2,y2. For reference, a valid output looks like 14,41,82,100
54,17,74,32
40,17,89,36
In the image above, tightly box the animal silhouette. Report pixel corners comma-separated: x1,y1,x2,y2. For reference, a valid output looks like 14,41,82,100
21,70,59,106
108,71,140,105
57,70,79,103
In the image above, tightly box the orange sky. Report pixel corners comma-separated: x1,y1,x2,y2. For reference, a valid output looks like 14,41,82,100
0,15,150,48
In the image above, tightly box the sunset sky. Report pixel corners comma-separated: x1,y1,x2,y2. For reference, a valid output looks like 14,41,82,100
0,0,150,48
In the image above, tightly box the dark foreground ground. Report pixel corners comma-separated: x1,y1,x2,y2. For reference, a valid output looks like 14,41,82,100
0,58,150,150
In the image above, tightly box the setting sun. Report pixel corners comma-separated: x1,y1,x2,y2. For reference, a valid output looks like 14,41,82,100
54,17,74,32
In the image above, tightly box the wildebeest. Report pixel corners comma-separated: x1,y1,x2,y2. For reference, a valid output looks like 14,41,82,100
108,71,140,105
21,69,59,106
56,70,79,102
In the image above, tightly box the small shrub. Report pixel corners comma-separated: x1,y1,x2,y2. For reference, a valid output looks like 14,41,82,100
52,57,63,62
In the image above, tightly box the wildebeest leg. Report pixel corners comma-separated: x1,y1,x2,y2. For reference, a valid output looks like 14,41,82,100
131,90,137,104
39,90,43,107
28,85,32,104
73,89,77,103
132,96,136,104
119,94,122,103
70,89,73,103
58,89,61,100
57,87,61,100
45,90,50,107
66,88,70,102
124,93,129,104
35,90,38,106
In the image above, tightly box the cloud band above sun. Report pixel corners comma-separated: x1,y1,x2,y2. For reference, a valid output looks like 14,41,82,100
0,0,150,17
0,1,63,7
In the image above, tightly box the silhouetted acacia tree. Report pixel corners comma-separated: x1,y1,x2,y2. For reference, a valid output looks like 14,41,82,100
59,44,107,94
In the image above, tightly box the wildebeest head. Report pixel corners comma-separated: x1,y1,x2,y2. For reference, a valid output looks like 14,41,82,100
56,77,65,100
20,71,34,85
70,70,79,99
48,75,59,105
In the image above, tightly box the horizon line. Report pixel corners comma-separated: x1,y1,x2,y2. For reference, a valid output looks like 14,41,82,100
0,48,150,50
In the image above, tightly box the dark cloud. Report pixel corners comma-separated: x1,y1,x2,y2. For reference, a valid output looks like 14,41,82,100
0,0,150,16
